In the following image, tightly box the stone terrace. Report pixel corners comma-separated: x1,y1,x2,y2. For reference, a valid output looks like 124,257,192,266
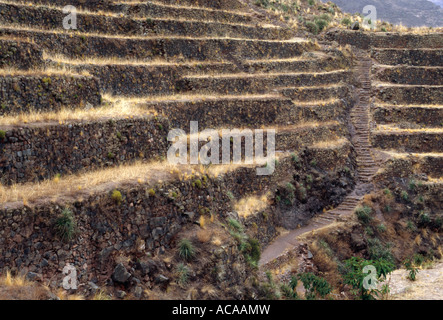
0,0,358,286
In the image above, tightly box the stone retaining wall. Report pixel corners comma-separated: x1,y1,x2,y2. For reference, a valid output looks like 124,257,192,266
0,117,169,184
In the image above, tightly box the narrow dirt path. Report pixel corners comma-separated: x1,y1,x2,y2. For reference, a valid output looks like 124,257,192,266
259,50,378,269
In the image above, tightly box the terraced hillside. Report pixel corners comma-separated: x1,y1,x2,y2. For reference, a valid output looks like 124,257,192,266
0,0,441,300
0,0,360,299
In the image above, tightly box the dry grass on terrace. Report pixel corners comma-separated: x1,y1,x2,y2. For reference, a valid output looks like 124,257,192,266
233,193,272,218
309,137,347,149
115,0,252,16
0,101,156,126
0,159,277,207
0,0,279,28
45,52,230,66
103,93,283,104
0,271,48,300
0,23,307,42
0,66,90,77
0,161,184,206
375,124,443,133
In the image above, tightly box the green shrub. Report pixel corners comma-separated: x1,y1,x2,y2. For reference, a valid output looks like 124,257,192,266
175,263,190,287
298,272,331,300
341,17,352,26
305,21,319,35
111,189,122,204
319,13,332,22
291,153,299,164
418,212,431,225
255,0,270,8
228,218,243,232
342,257,394,300
308,0,315,6
54,208,77,242
178,239,195,261
147,188,155,197
367,238,394,264
404,258,419,281
242,238,261,267
0,130,5,140
406,220,417,232
355,206,373,225
193,179,202,189
315,18,329,32
409,178,416,191
401,191,409,201
377,224,387,233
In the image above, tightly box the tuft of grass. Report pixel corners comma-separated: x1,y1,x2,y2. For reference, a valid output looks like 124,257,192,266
401,191,409,201
0,130,5,140
305,21,319,35
193,179,202,189
54,208,77,242
175,263,190,288
111,189,123,204
341,17,352,26
178,239,195,261
228,218,243,233
147,188,155,197
355,205,373,225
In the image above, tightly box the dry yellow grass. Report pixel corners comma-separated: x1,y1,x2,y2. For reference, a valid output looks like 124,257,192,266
0,66,90,77
0,22,307,42
45,52,230,67
197,229,212,243
376,124,443,133
0,101,156,126
0,271,49,300
0,160,186,205
309,137,347,149
233,193,271,218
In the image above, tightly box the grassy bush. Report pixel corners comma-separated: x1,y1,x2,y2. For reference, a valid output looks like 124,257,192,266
228,218,243,233
175,263,190,287
314,18,329,32
178,239,195,261
305,21,319,35
111,189,122,204
298,272,331,300
0,130,5,140
54,208,77,242
367,238,395,264
355,206,373,225
401,191,409,201
193,179,202,189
